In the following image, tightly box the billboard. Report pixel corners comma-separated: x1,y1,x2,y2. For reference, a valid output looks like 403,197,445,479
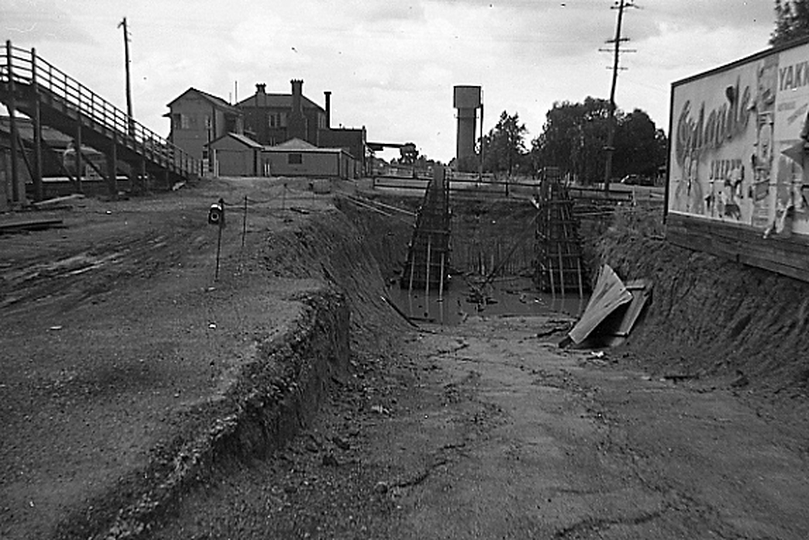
669,41,809,238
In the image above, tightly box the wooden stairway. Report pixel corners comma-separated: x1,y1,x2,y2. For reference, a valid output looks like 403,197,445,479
0,41,200,202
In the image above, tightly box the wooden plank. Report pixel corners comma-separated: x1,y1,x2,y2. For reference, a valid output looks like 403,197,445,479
0,218,63,233
665,214,809,283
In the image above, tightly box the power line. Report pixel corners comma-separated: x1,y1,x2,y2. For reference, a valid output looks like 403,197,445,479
600,0,637,191
118,17,134,130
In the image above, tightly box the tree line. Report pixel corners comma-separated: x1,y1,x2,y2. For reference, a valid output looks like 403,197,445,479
455,98,667,185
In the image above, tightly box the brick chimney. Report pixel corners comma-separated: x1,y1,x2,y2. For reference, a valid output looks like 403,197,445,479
291,79,303,112
256,83,266,94
323,91,332,129
288,79,306,141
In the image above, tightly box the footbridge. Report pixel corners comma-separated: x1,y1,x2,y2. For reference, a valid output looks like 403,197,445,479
0,41,200,203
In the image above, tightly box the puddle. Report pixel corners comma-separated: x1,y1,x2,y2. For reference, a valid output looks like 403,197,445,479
387,276,588,325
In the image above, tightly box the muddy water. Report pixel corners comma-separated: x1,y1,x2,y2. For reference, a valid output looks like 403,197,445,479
387,276,587,325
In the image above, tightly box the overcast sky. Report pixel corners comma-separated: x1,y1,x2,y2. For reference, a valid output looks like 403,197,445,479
2,0,775,162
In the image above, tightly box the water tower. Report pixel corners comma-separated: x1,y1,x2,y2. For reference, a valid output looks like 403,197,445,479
453,85,482,172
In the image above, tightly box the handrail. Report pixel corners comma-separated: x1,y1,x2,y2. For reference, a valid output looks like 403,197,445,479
1,40,200,177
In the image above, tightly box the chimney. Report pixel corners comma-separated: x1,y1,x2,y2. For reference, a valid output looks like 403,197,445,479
291,79,303,113
324,91,332,129
288,79,306,140
256,83,266,94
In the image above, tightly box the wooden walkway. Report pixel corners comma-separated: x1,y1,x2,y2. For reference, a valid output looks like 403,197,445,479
0,40,200,204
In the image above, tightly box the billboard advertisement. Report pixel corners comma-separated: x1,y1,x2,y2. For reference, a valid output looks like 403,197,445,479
669,42,809,238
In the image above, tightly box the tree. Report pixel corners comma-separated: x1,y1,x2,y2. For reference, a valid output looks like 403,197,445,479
399,142,419,165
480,111,528,175
613,109,667,178
771,0,809,46
531,97,611,183
531,97,667,184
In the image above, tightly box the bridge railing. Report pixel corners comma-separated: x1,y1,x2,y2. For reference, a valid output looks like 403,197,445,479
1,41,200,178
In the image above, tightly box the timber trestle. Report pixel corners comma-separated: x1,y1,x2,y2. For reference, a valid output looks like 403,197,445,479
401,166,451,293
534,167,587,295
0,40,200,204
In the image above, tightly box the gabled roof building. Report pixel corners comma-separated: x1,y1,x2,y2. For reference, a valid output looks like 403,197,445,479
164,87,243,169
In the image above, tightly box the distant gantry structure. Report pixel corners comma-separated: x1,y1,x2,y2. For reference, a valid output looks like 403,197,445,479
453,85,482,173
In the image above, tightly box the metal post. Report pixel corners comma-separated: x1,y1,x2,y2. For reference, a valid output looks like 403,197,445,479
241,195,247,248
215,221,223,281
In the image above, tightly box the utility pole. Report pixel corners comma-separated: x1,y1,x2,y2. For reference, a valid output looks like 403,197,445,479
601,0,636,192
118,17,134,136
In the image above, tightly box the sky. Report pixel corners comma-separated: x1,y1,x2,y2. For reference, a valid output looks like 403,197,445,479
2,0,776,163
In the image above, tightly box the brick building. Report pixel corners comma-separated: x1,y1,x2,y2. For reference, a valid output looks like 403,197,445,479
166,80,368,176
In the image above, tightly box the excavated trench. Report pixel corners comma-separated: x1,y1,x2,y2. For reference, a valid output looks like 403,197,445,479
88,190,809,538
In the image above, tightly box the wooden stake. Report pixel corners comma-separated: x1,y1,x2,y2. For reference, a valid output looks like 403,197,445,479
215,222,223,281
425,236,432,300
439,252,445,301
242,195,248,248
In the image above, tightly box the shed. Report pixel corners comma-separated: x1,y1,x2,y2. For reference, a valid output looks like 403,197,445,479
207,133,263,177
261,138,356,179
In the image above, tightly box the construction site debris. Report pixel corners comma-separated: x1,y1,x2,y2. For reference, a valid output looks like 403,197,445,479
0,218,64,234
564,265,651,348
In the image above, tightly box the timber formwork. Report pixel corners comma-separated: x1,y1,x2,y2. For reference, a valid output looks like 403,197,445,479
401,166,451,292
0,41,200,204
534,168,586,295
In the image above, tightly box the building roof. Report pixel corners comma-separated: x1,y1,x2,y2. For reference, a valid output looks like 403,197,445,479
236,92,323,111
263,138,347,154
166,87,240,114
206,132,263,149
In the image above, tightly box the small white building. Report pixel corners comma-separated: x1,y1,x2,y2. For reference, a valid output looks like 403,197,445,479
207,133,263,177
261,138,356,179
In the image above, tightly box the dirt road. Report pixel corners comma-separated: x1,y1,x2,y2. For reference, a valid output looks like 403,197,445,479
154,315,809,539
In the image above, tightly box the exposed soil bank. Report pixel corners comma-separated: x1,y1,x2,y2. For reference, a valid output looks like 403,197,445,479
79,290,350,540
0,179,410,540
597,206,809,402
85,205,412,540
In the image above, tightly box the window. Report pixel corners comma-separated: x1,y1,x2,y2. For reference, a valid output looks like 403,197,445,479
172,113,191,130
269,113,282,128
288,153,303,165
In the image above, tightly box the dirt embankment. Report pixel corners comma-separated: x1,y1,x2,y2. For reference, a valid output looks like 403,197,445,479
596,206,809,405
0,180,412,540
